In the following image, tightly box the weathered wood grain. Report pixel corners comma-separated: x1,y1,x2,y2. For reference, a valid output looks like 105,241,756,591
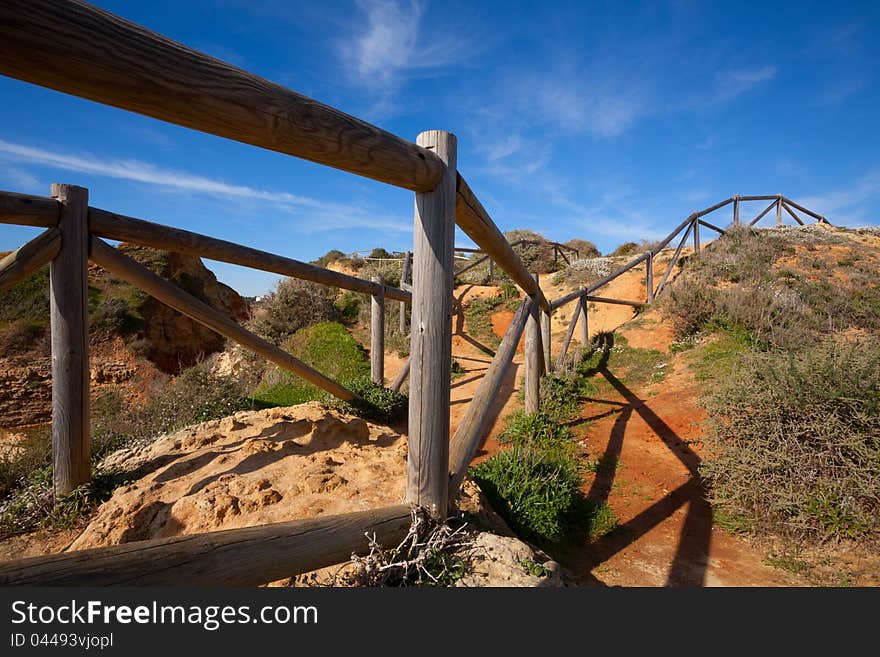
89,208,411,302
0,1,443,191
0,190,59,227
371,276,385,385
448,298,532,491
0,228,60,295
407,131,456,519
0,505,412,586
49,184,90,496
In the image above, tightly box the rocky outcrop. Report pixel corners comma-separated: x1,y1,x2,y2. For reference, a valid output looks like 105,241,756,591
0,358,52,427
116,245,250,373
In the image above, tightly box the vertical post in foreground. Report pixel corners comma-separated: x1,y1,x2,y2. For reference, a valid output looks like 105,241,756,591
370,276,385,385
399,251,411,335
693,216,700,254
776,195,783,226
407,130,456,520
579,296,589,345
524,274,542,414
540,310,551,374
49,184,90,496
645,252,655,303
733,194,740,226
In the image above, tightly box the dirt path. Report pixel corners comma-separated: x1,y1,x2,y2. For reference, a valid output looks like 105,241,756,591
432,261,808,587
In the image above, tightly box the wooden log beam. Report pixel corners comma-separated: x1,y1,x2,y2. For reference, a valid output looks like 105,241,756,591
645,251,655,303
554,295,582,372
0,1,443,192
370,276,385,385
0,190,59,227
455,175,550,312
584,295,644,308
776,195,783,226
696,197,734,218
579,296,589,345
739,195,778,201
781,197,825,222
50,184,91,496
782,202,805,226
407,130,456,520
698,219,726,235
390,358,410,393
693,216,701,254
654,219,693,297
652,215,695,255
90,237,356,401
89,208,411,303
749,200,777,227
540,310,551,375
550,253,648,310
733,195,740,226
448,298,532,491
524,296,542,415
0,505,412,586
399,251,411,334
0,228,61,295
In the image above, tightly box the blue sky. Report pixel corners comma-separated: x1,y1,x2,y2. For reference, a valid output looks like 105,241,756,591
1,0,878,295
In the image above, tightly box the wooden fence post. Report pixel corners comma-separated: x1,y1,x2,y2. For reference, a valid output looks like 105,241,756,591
399,251,411,335
776,195,783,226
371,276,384,385
524,298,541,414
49,184,90,496
580,296,589,344
645,251,654,303
693,216,700,254
407,130,456,520
733,194,740,226
540,309,551,375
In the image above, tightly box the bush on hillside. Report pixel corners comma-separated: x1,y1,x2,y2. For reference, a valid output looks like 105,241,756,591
250,277,339,344
564,238,600,259
700,336,880,542
252,321,370,407
505,229,559,273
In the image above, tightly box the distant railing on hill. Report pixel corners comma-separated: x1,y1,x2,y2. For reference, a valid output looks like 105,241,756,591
0,0,831,586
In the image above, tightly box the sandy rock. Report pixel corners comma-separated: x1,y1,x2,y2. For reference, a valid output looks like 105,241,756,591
71,402,407,550
456,533,566,587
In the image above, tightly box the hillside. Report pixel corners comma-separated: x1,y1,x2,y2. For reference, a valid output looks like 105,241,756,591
1,225,878,586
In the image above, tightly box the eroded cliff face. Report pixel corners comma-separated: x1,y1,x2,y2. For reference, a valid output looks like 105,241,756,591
121,248,249,373
0,244,248,428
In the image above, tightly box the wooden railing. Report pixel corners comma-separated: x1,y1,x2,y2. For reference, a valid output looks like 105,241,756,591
0,0,831,586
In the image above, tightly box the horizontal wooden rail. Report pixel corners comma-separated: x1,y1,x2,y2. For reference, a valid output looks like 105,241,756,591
584,295,644,308
550,253,648,311
696,197,734,218
0,228,60,294
651,215,695,255
738,195,778,201
449,298,532,492
90,237,357,401
0,505,411,586
0,1,444,192
654,220,693,297
89,208,411,303
698,219,726,235
0,190,59,227
782,197,826,223
455,175,550,312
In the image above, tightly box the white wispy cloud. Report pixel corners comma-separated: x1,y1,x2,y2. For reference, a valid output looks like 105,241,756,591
340,0,477,91
0,139,411,233
713,66,778,103
797,169,880,225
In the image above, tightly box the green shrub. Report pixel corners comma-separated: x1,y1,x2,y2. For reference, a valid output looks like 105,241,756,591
333,376,408,423
564,239,600,259
700,336,880,541
608,241,639,258
539,375,582,423
253,322,370,407
473,412,584,544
